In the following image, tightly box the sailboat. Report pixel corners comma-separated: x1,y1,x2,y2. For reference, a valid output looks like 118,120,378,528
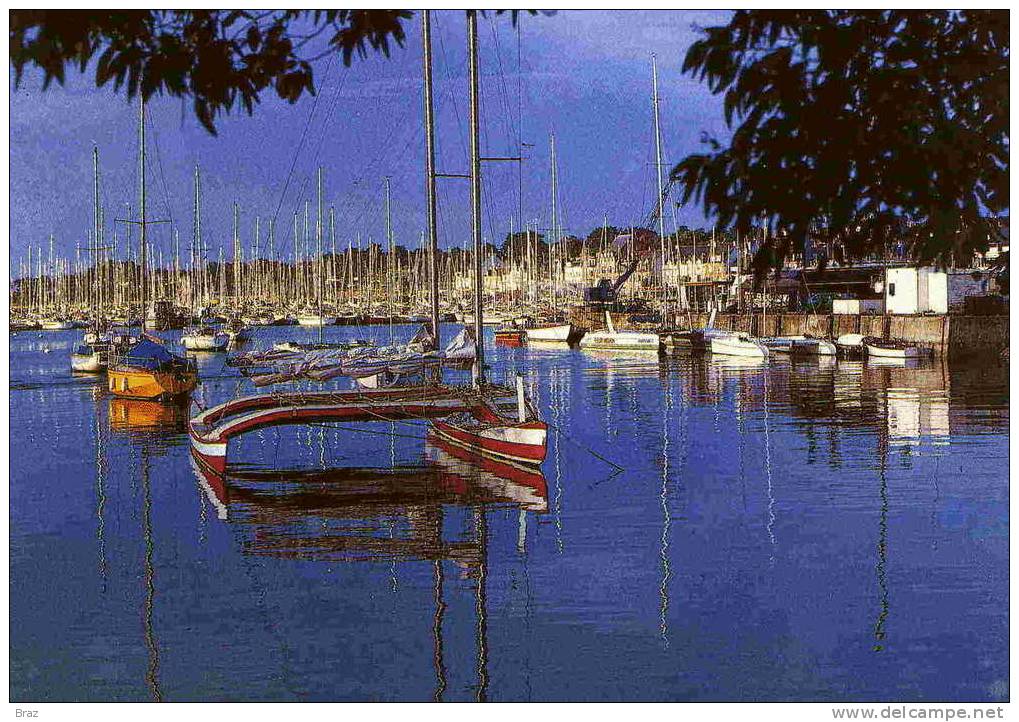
427,12,547,466
710,331,770,358
108,94,198,401
580,310,661,351
181,168,228,352
72,146,112,373
296,311,337,326
525,132,576,345
181,323,228,351
188,12,544,472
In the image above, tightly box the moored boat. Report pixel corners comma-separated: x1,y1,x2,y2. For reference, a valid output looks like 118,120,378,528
789,337,837,356
710,332,770,358
761,335,806,354
494,327,526,346
71,330,110,373
524,323,573,343
108,337,198,401
863,337,930,359
181,324,229,352
836,333,866,357
579,311,659,352
297,313,338,327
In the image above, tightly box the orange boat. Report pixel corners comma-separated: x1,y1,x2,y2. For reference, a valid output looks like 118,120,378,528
108,337,197,401
494,327,525,347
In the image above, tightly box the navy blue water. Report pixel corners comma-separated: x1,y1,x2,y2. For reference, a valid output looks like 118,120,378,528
9,325,1009,702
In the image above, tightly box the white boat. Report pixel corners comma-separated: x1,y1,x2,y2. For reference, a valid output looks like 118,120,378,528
790,338,837,356
579,312,660,352
863,337,928,359
71,335,109,372
39,318,74,331
296,313,337,327
761,335,806,353
710,332,770,358
836,333,866,357
525,324,573,343
182,325,229,352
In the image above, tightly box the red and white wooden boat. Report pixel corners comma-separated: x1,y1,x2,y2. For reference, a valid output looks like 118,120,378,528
189,383,544,474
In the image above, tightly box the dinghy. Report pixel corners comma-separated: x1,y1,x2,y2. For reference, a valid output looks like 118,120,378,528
863,337,930,359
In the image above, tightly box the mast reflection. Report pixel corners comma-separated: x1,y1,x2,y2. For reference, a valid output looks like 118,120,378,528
190,432,548,701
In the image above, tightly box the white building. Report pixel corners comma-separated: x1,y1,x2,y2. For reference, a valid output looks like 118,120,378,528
883,267,995,314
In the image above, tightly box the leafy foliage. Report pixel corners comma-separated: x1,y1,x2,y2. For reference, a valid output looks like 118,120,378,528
9,10,532,135
674,10,1009,271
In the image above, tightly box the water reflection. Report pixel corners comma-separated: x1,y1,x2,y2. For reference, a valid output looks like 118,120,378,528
189,439,548,563
188,434,547,702
9,324,1008,702
109,398,188,436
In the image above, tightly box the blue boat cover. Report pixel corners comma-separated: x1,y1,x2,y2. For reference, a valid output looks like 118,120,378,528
118,339,179,369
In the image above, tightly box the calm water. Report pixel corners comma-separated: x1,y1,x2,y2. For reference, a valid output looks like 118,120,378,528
9,324,1009,702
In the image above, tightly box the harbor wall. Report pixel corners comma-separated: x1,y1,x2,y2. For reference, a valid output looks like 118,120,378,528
569,308,1009,358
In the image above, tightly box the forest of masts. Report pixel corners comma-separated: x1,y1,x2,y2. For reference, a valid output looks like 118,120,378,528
11,163,741,321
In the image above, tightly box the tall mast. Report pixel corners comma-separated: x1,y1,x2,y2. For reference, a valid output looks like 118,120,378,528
138,94,147,333
192,164,201,315
467,11,485,386
92,145,100,324
549,132,558,311
384,176,394,343
652,54,667,315
232,202,240,309
316,166,324,344
422,10,441,346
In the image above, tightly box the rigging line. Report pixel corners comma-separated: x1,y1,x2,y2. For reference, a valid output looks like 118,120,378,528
270,51,337,231
301,421,430,442
433,13,470,171
542,418,625,472
147,112,177,234
488,15,519,155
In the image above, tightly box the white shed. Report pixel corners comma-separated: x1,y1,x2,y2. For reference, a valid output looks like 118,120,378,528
884,267,948,314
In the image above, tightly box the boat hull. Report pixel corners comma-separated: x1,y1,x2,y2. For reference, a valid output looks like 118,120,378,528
580,331,660,351
297,316,338,327
864,344,923,359
494,330,526,347
182,333,228,352
431,419,548,466
525,324,572,343
71,352,106,373
790,338,837,356
108,366,198,400
710,335,769,358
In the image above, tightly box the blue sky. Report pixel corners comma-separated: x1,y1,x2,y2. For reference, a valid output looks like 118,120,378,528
9,10,732,269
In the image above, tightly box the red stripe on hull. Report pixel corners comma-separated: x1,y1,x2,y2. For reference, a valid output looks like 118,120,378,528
432,421,547,465
189,442,227,474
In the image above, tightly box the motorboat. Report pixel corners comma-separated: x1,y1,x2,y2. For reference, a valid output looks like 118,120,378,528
836,333,866,357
